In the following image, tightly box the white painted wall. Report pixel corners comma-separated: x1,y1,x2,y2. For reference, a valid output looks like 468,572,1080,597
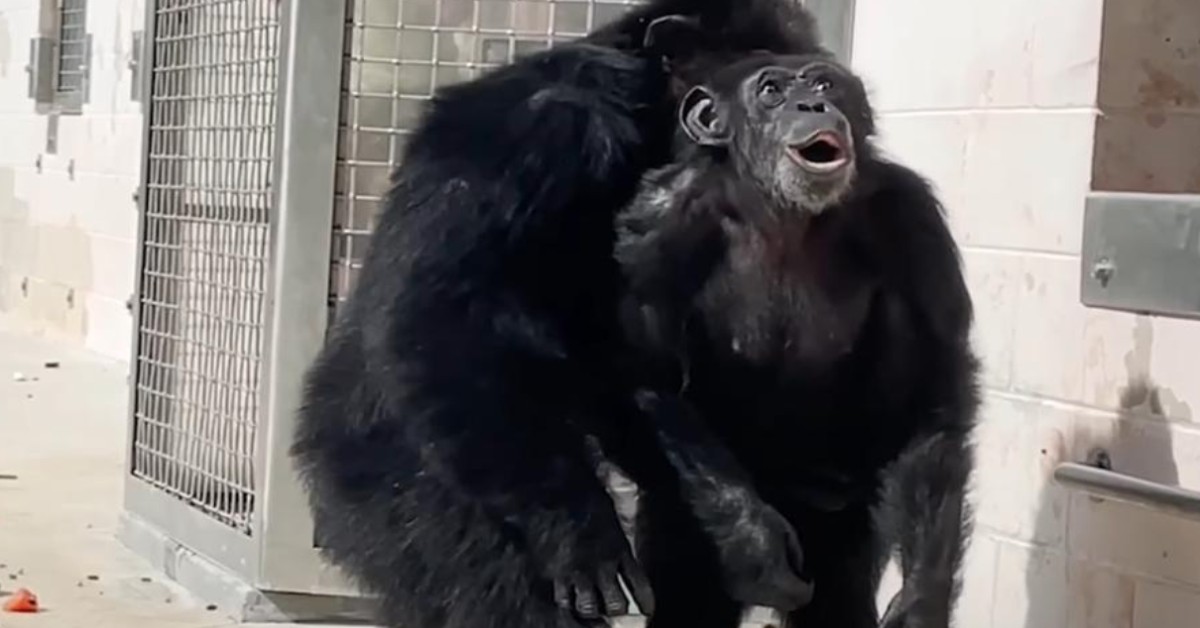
0,0,143,361
852,0,1200,626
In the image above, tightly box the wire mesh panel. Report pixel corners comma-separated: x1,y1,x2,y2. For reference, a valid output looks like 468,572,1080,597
328,0,640,316
56,0,88,94
329,0,851,313
131,0,280,534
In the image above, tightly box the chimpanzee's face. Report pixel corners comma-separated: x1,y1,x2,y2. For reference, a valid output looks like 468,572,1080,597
680,55,872,214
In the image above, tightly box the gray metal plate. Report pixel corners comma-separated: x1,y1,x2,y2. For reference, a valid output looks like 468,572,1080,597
805,0,857,62
26,37,55,104
1080,192,1200,319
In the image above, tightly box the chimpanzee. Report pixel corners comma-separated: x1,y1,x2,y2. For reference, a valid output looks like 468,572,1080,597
615,53,980,628
290,2,828,628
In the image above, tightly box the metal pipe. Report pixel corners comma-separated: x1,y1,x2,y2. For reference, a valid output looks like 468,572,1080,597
1053,462,1200,520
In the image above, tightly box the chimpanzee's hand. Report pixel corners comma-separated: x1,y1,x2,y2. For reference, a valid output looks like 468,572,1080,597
712,499,813,612
535,506,655,620
880,587,949,628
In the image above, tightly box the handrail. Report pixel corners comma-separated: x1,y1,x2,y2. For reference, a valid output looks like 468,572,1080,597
1053,462,1200,520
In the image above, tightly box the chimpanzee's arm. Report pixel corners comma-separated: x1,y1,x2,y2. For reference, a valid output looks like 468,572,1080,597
877,428,973,628
872,161,980,628
616,177,812,611
635,391,814,612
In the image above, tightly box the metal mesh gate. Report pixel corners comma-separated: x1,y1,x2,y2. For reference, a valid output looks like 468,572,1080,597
130,0,280,534
329,0,640,315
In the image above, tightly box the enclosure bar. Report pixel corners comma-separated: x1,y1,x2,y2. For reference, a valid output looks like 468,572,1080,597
255,0,350,593
1054,462,1200,521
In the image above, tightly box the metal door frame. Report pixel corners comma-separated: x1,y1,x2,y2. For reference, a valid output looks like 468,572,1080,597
254,0,353,595
807,0,856,62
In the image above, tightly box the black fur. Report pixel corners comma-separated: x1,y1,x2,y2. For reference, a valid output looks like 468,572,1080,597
291,3,824,628
616,54,979,628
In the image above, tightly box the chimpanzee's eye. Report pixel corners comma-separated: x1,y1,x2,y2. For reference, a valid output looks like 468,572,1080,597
812,77,833,93
757,80,785,107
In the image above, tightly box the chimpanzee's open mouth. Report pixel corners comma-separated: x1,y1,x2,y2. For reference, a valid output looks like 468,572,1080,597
787,131,851,173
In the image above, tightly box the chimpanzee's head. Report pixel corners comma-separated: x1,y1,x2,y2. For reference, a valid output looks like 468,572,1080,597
678,53,876,214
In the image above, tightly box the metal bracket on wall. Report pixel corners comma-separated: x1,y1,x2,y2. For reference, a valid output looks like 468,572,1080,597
45,111,60,155
25,37,56,105
130,31,144,103
1080,192,1200,320
82,33,94,106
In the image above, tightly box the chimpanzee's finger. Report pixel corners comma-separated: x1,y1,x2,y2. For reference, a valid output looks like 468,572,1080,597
573,580,600,619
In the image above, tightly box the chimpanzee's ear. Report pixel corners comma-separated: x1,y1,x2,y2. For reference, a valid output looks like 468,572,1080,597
680,85,729,147
643,14,703,62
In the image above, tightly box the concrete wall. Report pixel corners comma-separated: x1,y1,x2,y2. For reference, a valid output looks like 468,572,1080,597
0,0,143,361
853,0,1200,625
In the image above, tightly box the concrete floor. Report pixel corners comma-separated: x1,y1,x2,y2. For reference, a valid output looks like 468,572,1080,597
0,320,790,628
0,320,333,628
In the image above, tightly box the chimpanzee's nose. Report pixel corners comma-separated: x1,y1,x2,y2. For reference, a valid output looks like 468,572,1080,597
796,100,828,113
